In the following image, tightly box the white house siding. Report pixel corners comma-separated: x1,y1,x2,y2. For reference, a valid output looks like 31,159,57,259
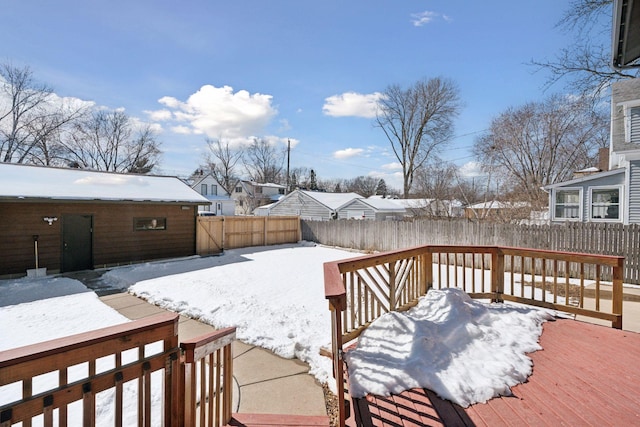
269,191,333,220
630,160,640,223
611,79,640,156
338,199,375,220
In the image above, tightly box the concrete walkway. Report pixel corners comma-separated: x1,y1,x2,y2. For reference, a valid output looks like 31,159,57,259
99,292,328,418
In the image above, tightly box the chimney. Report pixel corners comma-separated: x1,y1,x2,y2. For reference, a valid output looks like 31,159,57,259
598,147,609,171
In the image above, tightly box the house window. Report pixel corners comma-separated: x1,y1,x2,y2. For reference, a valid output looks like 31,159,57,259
554,189,581,220
201,184,208,195
255,186,263,194
134,217,166,231
590,187,620,221
211,185,218,196
235,186,242,193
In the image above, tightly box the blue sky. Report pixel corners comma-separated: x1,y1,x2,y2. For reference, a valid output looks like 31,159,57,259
1,1,579,190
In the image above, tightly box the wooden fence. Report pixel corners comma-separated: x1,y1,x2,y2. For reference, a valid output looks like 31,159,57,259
304,219,640,285
196,216,301,255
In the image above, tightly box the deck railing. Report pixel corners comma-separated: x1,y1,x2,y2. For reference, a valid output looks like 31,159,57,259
324,244,625,427
181,327,236,427
0,312,236,427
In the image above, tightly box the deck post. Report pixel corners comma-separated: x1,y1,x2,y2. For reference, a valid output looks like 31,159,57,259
423,249,432,294
612,260,624,329
491,248,504,303
389,261,396,310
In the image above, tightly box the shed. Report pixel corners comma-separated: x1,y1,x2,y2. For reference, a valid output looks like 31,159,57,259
0,163,209,277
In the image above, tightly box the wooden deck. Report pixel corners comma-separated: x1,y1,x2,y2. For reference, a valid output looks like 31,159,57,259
346,318,640,426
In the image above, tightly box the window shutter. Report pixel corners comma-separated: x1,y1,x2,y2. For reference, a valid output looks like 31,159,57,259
631,106,640,143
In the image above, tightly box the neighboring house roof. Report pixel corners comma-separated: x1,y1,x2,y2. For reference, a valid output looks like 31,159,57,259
298,190,363,210
358,197,406,212
543,168,626,189
466,201,529,210
387,198,464,209
0,163,209,204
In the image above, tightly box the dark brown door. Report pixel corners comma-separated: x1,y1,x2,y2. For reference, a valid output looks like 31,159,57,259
62,214,93,272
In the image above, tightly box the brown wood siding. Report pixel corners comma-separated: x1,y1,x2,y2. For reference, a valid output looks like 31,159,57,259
0,201,198,276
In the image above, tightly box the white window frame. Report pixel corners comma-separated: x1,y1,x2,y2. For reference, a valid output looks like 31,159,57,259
588,185,623,223
552,187,583,221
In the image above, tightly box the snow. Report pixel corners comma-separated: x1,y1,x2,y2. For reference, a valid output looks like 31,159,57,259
344,288,552,407
1,242,553,423
0,162,208,203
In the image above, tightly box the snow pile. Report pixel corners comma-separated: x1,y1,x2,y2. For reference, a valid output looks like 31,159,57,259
344,288,553,407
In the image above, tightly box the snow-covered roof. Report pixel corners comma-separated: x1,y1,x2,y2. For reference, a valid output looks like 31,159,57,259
299,190,362,209
358,197,406,211
466,200,529,210
0,163,209,204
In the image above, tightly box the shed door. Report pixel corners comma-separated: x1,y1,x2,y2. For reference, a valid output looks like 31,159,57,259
62,214,93,272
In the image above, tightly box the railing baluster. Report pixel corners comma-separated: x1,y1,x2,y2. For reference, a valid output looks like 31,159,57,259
580,263,585,308
553,259,558,304
596,264,601,312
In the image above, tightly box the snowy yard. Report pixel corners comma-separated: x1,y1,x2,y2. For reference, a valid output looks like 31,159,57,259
1,242,556,422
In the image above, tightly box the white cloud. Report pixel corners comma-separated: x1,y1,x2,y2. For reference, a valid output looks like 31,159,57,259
381,162,403,171
323,92,384,118
171,125,192,135
145,109,172,121
333,148,365,159
458,161,484,178
411,11,451,27
149,85,278,139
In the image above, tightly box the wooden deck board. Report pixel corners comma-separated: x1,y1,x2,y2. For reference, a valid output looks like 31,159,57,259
346,318,640,427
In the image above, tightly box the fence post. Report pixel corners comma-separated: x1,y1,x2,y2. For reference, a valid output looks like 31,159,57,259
491,248,504,303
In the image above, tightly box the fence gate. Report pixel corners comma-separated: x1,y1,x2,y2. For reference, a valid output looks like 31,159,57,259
196,216,224,255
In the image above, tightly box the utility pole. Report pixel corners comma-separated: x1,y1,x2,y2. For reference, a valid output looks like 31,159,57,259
286,138,291,195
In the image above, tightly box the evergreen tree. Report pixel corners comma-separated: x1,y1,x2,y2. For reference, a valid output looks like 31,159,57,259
376,179,388,197
310,169,318,191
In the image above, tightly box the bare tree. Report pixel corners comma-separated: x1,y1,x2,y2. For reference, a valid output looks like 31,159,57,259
63,110,161,173
204,137,242,193
530,0,638,100
243,137,285,183
345,176,379,197
473,94,608,209
0,63,86,164
376,77,461,198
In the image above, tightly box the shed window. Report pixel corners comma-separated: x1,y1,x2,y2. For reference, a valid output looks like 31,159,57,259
590,188,620,221
554,189,581,220
135,217,166,231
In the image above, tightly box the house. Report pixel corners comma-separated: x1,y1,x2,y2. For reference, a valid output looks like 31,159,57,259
339,197,406,220
544,78,640,224
263,190,405,220
264,190,361,220
0,163,209,277
389,198,464,218
188,172,235,216
231,180,285,215
464,200,531,221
